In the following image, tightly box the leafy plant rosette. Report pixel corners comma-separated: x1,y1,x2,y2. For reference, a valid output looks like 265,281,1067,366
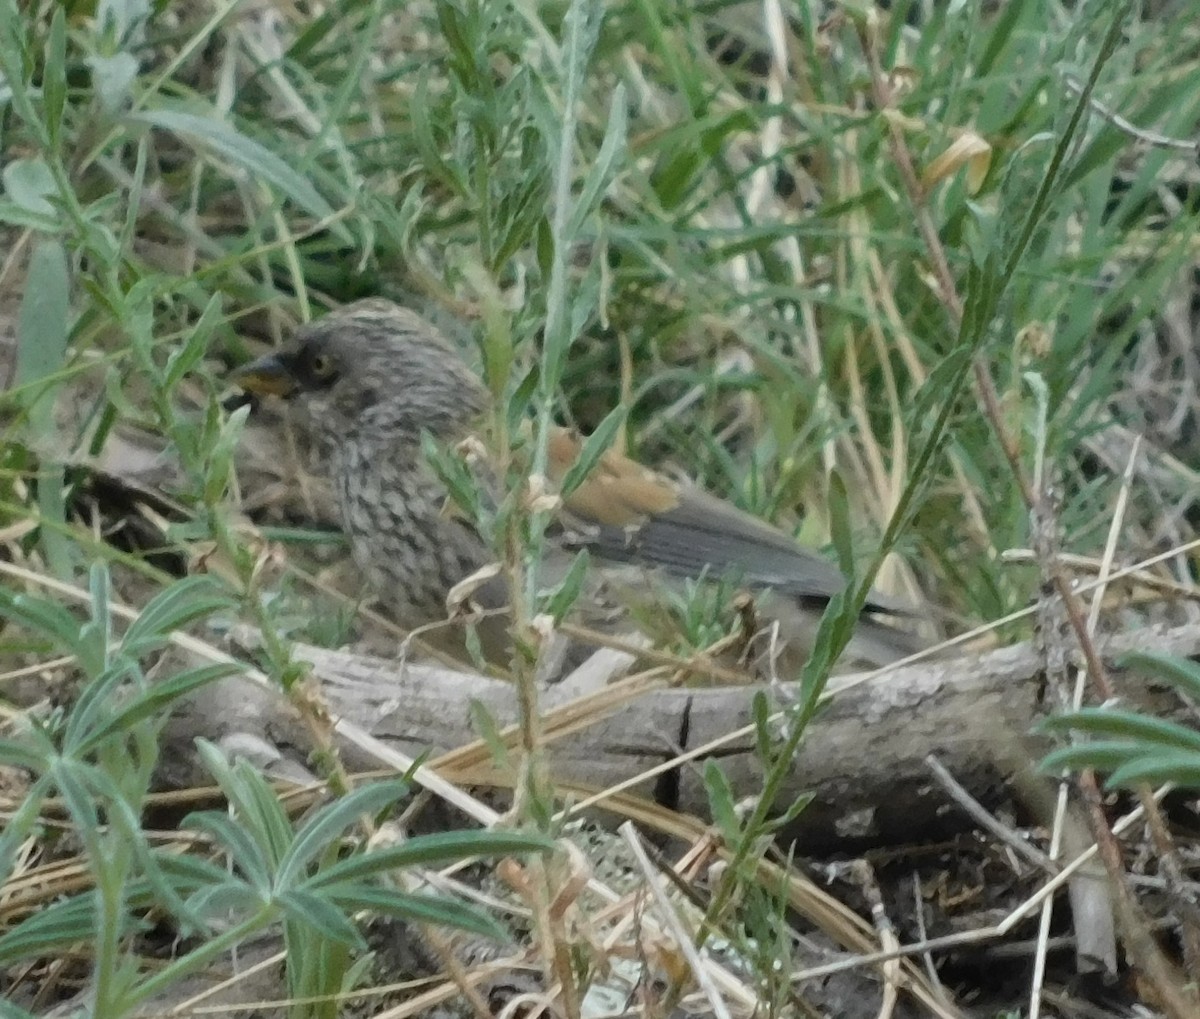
0,565,553,1018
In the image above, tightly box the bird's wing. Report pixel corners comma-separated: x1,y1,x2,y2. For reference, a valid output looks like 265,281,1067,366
546,430,906,616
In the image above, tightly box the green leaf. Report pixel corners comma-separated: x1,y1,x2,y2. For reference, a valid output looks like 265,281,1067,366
120,575,235,657
469,700,511,769
49,758,103,845
88,51,140,113
408,71,468,199
0,590,82,650
1039,741,1143,775
798,590,845,700
0,893,98,966
564,82,627,241
80,663,240,753
703,759,740,844
277,781,409,889
826,471,854,582
16,238,71,422
0,0,47,145
1040,708,1200,754
1106,752,1200,790
557,406,626,497
505,363,540,433
0,199,62,231
279,889,364,948
540,549,589,622
164,295,223,391
15,238,72,576
203,404,249,505
194,740,295,867
323,884,506,941
126,108,344,236
0,739,51,774
421,430,484,520
752,691,774,764
1119,651,1200,703
2,157,57,217
76,562,114,675
183,810,273,895
156,847,238,894
42,8,66,147
63,660,139,751
186,881,266,926
306,830,554,889
0,775,52,887
770,791,815,830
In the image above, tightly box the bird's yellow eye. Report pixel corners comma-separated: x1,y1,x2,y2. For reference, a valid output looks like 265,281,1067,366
310,353,333,377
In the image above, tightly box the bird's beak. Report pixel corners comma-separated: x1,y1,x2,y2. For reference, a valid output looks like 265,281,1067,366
230,352,298,398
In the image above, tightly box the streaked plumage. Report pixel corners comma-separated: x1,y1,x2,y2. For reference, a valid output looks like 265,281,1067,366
232,299,922,672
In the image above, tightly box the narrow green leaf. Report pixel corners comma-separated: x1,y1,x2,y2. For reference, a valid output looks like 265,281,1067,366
0,0,48,145
1040,708,1200,754
826,471,854,582
421,430,484,520
126,108,343,234
505,364,540,433
752,691,774,764
468,700,511,769
186,881,268,926
0,739,50,774
16,237,70,423
565,82,627,241
63,660,138,751
1038,741,1143,775
0,590,83,650
540,549,589,621
155,847,238,893
80,663,240,753
0,774,52,887
798,590,845,700
703,759,740,843
279,889,364,948
203,404,249,505
193,740,295,867
0,199,63,231
0,893,97,966
49,759,102,847
77,562,113,675
15,237,73,576
183,811,273,895
306,830,554,889
324,884,506,941
771,791,815,829
1106,752,1200,790
1119,651,1200,703
278,781,409,889
42,8,66,147
557,406,626,497
164,297,222,390
120,575,235,656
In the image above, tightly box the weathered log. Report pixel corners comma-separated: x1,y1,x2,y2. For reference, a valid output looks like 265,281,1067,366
154,622,1200,851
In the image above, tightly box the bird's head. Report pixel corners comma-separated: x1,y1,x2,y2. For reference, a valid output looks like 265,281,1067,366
231,299,488,445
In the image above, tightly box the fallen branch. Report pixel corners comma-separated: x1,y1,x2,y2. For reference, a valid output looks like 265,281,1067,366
152,621,1200,851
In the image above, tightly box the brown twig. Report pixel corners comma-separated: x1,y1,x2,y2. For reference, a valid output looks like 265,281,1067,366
925,755,1057,876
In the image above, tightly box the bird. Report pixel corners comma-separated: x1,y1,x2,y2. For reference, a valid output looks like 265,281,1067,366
230,298,925,675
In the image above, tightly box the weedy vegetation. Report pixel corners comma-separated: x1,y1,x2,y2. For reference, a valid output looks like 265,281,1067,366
1,0,1200,1016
